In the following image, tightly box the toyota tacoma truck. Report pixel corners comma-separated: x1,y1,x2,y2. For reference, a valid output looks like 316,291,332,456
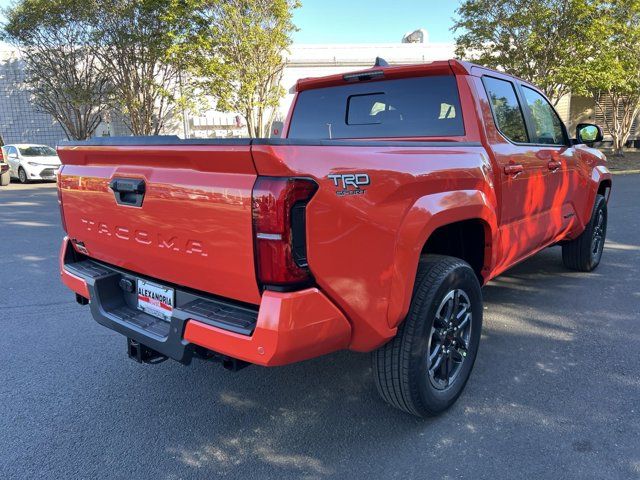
57,60,611,417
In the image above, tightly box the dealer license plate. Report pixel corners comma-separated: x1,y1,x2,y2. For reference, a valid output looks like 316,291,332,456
137,280,174,321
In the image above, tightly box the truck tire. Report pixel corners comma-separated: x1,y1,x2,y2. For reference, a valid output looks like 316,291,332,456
0,171,9,186
372,255,482,417
562,194,607,272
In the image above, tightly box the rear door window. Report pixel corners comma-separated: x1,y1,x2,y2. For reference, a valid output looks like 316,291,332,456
288,76,465,139
482,77,529,143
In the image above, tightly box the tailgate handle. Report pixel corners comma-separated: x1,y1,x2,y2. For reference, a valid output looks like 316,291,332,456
109,178,146,207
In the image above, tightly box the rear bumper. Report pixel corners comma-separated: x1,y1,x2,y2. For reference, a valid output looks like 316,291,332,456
59,237,351,366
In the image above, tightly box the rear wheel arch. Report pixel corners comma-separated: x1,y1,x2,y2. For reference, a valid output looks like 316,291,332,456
387,192,497,330
420,218,490,283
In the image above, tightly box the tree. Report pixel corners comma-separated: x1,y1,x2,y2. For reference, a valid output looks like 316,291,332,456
573,0,640,156
186,0,299,138
453,0,600,105
2,0,111,140
91,0,185,135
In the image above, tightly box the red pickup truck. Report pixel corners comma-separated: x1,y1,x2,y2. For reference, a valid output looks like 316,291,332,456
57,60,611,417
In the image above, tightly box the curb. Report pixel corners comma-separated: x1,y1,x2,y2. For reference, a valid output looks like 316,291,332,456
610,169,640,175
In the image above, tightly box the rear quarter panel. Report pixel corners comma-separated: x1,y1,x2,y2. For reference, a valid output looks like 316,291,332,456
252,143,497,351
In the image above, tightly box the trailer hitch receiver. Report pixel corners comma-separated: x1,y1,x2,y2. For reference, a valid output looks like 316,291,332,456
127,338,168,364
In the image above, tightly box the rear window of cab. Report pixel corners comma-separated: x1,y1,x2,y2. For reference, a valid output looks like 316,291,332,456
288,76,464,139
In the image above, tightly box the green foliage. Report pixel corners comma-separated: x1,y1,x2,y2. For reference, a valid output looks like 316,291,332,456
455,0,640,156
453,0,600,105
568,0,640,155
3,0,299,139
91,0,187,135
184,0,299,137
2,0,190,138
574,0,640,96
2,0,96,43
2,0,110,140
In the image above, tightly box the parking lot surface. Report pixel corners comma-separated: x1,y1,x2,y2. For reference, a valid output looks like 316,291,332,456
0,178,638,479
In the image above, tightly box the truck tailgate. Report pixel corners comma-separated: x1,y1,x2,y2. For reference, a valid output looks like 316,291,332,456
57,143,261,305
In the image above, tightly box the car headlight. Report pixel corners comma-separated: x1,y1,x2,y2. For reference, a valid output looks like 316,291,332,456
27,162,41,167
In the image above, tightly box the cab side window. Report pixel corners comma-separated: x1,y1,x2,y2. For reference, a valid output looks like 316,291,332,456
521,86,566,145
482,77,529,143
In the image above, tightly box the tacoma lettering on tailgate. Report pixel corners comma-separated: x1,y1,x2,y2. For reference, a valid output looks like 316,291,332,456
80,219,208,257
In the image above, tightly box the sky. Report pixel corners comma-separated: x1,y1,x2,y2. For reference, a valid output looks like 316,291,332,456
0,0,10,45
292,0,460,43
0,0,8,19
0,0,461,45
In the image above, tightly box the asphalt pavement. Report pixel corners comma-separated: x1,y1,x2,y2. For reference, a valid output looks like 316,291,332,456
0,177,638,479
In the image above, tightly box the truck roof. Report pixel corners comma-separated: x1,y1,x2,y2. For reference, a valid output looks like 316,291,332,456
294,59,530,93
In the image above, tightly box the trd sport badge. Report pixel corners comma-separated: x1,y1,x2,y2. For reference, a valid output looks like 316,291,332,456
327,173,370,196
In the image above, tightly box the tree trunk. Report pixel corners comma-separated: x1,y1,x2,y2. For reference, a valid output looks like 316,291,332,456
612,136,624,157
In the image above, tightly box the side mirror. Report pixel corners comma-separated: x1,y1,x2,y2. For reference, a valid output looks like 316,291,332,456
8,153,18,159
576,123,603,145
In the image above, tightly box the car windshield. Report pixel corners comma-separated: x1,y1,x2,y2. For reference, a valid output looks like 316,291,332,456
19,146,57,157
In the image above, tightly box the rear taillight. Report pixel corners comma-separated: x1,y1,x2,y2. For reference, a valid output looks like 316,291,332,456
56,169,67,233
252,177,318,286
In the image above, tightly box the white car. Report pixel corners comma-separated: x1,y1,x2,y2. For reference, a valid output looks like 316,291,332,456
2,144,61,183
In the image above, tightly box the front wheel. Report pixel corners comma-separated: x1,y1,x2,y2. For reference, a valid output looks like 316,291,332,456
18,167,28,184
372,255,482,417
562,194,607,272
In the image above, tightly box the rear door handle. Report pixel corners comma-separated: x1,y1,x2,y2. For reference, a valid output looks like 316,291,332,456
504,164,524,176
548,160,562,171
